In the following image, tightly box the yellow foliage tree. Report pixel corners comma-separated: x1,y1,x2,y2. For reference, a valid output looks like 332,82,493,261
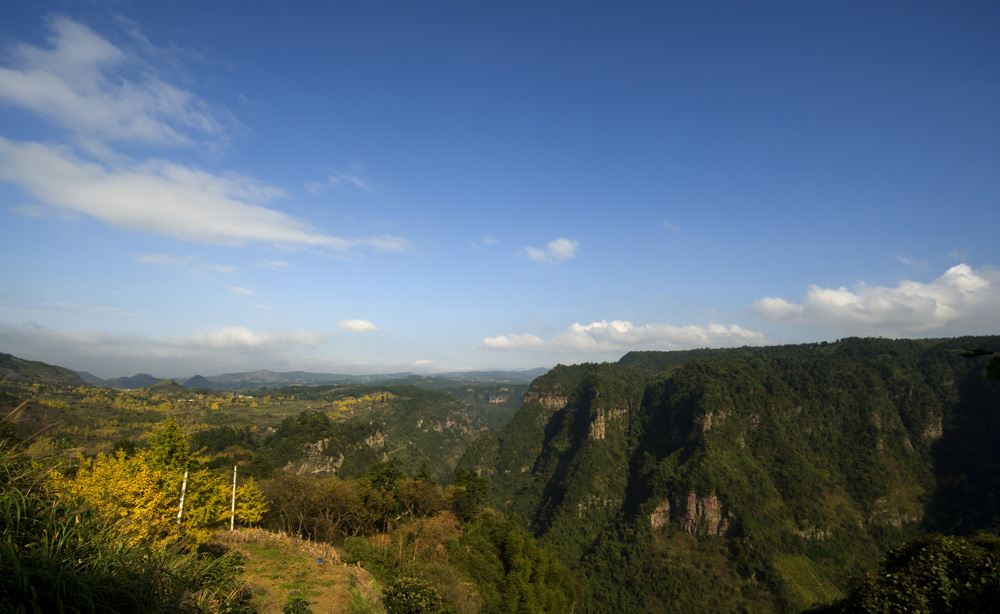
51,421,269,548
50,450,179,547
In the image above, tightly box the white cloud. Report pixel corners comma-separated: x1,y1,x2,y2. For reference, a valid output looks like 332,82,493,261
0,137,409,251
183,326,324,350
482,235,499,246
524,238,579,264
0,18,409,256
225,285,255,295
0,16,233,146
482,332,545,350
482,320,766,353
339,319,380,333
0,322,331,376
662,220,679,232
752,264,1000,336
750,296,805,321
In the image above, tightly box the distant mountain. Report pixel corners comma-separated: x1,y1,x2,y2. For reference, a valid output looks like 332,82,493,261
435,368,549,383
175,368,549,391
0,353,84,385
105,373,162,389
145,379,187,395
200,369,366,390
180,374,212,389
75,371,107,386
54,361,547,391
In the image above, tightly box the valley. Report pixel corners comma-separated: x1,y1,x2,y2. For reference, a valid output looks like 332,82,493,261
3,335,1000,612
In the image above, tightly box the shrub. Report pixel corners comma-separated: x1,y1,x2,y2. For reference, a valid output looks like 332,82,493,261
383,577,444,614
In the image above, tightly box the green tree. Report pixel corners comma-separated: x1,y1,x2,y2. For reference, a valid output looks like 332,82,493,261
367,457,406,491
809,533,1000,614
449,468,488,522
148,417,191,472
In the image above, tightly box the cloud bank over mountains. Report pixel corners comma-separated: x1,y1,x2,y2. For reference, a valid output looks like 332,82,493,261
752,264,1000,337
483,320,765,353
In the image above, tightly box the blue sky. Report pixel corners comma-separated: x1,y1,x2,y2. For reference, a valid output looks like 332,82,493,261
0,1,997,378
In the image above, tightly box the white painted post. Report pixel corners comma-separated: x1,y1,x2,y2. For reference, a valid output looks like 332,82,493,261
230,465,237,531
176,470,189,527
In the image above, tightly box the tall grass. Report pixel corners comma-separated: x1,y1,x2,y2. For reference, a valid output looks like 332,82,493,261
0,432,252,614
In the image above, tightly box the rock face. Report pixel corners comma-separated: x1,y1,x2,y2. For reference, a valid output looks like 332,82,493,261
287,448,345,475
648,492,734,536
680,492,732,536
650,501,671,530
588,405,629,440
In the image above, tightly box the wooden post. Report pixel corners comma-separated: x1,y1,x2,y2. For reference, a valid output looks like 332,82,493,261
176,469,189,527
230,465,237,531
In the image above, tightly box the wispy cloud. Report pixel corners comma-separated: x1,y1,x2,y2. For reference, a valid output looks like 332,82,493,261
0,15,235,147
0,17,409,256
134,253,236,275
470,235,499,249
482,319,766,353
36,302,135,317
339,319,380,333
524,238,579,264
662,220,679,232
752,264,1000,336
303,180,326,195
225,285,255,295
329,163,371,190
260,260,291,270
897,254,930,273
0,137,408,251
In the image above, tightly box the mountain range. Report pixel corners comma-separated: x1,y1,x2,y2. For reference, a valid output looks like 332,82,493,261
73,367,549,391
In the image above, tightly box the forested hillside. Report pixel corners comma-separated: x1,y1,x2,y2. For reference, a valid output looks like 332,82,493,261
459,336,1000,612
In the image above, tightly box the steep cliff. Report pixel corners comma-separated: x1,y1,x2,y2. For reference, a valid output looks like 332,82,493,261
459,336,1000,612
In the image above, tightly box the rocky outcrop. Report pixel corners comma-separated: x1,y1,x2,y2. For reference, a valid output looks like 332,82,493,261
650,501,671,530
524,392,569,411
589,408,606,440
285,439,345,475
588,405,630,440
650,492,734,536
923,414,943,440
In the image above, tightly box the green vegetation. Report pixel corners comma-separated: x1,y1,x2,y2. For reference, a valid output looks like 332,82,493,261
808,533,1000,613
461,335,1000,612
0,437,253,613
5,336,1000,612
